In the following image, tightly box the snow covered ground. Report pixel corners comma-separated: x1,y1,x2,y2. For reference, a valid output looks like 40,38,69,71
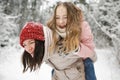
94,49,120,80
0,45,120,80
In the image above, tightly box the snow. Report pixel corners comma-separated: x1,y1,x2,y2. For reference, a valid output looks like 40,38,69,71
94,49,113,80
94,49,120,80
0,45,120,80
0,0,120,79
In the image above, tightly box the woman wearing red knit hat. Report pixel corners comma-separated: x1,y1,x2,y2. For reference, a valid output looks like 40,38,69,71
19,22,52,72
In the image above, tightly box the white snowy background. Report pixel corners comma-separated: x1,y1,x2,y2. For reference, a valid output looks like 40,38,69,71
0,44,120,80
0,0,120,80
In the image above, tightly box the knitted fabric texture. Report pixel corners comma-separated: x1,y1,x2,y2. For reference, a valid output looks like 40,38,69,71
20,22,44,47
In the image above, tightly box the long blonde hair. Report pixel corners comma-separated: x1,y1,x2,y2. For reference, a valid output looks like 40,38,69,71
47,2,84,53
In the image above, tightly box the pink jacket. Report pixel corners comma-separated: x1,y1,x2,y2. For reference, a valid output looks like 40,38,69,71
77,21,97,61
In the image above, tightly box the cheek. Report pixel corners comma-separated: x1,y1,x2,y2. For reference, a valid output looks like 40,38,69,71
64,19,67,24
24,47,28,52
31,44,35,52
24,44,35,54
56,20,60,25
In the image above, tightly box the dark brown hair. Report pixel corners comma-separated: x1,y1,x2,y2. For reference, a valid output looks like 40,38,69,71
22,40,45,72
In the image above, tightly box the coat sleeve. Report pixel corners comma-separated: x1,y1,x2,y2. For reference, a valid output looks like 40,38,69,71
42,26,52,62
76,21,97,62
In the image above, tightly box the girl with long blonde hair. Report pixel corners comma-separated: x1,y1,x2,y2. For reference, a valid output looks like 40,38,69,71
47,2,97,80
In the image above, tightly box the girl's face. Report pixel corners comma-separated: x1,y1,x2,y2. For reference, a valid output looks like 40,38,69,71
56,5,67,29
23,39,35,57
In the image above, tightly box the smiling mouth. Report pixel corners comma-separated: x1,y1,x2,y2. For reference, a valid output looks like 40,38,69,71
59,26,65,29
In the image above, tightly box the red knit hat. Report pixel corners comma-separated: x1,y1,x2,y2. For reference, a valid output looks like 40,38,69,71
20,22,45,47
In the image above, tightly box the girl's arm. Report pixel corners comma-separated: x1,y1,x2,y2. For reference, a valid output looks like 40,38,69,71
77,21,97,62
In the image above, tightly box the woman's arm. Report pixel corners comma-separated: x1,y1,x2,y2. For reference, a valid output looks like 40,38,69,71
77,21,97,62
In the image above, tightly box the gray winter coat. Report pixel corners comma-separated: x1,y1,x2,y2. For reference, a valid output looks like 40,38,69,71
47,49,85,80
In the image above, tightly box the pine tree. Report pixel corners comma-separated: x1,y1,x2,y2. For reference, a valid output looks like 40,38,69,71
0,5,18,48
86,0,120,62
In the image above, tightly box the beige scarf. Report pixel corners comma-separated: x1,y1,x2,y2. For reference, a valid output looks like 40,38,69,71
56,26,66,38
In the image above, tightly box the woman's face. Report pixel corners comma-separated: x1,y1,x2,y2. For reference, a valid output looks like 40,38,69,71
56,5,67,29
23,39,35,57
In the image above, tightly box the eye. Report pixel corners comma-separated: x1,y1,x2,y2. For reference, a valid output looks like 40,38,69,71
29,41,35,44
63,16,67,19
22,44,26,47
56,17,60,19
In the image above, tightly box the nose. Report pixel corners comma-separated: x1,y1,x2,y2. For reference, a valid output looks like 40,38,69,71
59,18,64,24
29,47,33,52
25,46,33,54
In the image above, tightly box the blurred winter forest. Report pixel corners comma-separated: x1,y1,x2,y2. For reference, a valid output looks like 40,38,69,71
0,0,120,73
